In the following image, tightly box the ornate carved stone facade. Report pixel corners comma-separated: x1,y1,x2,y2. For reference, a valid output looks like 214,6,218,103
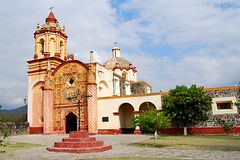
28,12,98,134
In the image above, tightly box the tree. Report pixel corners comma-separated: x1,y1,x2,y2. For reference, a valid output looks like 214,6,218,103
132,108,171,138
162,85,212,135
0,105,10,144
235,102,240,107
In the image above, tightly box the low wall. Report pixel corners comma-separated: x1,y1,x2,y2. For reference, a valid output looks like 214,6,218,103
0,122,29,136
28,127,43,134
159,127,240,135
97,127,240,135
98,129,122,134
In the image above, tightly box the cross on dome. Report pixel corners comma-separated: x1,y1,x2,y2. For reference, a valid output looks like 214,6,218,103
114,42,118,48
49,6,54,12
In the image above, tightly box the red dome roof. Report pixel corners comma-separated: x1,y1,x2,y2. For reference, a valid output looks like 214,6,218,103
45,12,57,23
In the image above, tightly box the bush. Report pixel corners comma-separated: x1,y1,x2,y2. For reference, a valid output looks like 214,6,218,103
2,126,10,139
223,122,232,134
132,108,171,135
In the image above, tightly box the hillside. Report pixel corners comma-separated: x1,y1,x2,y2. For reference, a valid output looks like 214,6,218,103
0,105,27,123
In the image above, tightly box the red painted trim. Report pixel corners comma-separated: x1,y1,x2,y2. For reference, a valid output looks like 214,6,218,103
27,56,64,64
97,127,240,135
133,111,140,114
112,48,120,51
134,130,142,135
44,52,50,58
98,129,122,134
55,52,60,58
28,69,46,74
34,30,68,39
113,112,119,116
34,54,38,60
113,67,137,72
29,127,43,134
158,127,240,135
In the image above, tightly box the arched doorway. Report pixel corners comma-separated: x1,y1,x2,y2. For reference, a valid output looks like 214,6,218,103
119,103,134,134
65,112,77,134
139,101,156,134
139,101,156,113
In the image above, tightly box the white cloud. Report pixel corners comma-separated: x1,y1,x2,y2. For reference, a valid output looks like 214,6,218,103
120,0,240,90
0,0,239,108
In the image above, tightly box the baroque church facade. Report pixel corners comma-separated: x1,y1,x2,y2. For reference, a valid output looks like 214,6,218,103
28,11,240,134
27,11,151,134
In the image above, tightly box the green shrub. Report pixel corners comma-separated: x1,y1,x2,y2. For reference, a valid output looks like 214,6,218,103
223,123,232,134
0,125,10,139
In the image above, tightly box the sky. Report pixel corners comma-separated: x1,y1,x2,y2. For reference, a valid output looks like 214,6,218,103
0,0,240,109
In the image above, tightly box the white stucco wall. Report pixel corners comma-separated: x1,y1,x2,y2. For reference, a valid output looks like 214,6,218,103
96,63,114,97
113,75,120,96
97,93,162,129
125,81,131,95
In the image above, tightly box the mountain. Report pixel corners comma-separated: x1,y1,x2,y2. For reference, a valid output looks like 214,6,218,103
0,105,27,123
1,105,27,114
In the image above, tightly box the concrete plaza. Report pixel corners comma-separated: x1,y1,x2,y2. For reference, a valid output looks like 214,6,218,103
1,134,240,160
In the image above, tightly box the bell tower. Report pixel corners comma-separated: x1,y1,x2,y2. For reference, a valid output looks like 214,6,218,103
34,11,67,60
27,10,68,134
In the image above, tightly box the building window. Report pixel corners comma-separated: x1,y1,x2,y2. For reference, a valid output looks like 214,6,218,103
40,39,44,54
102,117,109,122
216,101,232,110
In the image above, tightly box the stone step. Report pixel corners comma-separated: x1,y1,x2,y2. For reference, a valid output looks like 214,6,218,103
47,145,112,153
54,141,104,148
62,137,96,142
47,131,112,153
69,131,89,138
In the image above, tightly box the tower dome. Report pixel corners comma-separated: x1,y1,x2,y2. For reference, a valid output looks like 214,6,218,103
45,11,57,23
104,45,137,73
35,11,67,37
33,11,67,60
104,57,132,69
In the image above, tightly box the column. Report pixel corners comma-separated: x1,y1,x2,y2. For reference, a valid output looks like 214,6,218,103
43,89,53,134
87,83,98,134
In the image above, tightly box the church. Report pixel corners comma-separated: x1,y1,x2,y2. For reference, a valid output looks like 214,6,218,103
27,11,240,134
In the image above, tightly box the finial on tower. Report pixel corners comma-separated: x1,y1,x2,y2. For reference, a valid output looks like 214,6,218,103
90,51,94,63
49,6,54,12
112,42,121,58
46,7,57,23
114,42,118,48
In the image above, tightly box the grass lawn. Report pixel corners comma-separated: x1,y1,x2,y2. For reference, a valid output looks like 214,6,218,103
130,135,240,151
81,158,183,160
0,141,42,158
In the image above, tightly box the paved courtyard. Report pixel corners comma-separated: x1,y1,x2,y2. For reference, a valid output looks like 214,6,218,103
1,134,240,160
